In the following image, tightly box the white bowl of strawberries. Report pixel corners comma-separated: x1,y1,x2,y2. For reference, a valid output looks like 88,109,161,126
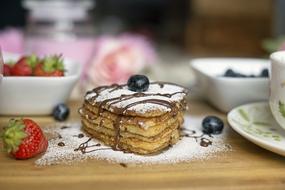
0,53,81,115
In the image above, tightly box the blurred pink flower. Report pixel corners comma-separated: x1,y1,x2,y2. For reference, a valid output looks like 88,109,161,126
86,34,156,86
0,28,24,54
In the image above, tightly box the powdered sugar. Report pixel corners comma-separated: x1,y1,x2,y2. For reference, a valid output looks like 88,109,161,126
35,116,231,166
85,83,187,114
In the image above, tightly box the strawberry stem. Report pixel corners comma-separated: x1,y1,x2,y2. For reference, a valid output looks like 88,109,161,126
42,55,64,73
27,54,38,68
2,119,27,153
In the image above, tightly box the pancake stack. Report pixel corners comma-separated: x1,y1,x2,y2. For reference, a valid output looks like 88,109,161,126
79,82,188,155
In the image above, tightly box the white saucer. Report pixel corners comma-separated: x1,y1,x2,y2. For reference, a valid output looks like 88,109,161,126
228,102,285,156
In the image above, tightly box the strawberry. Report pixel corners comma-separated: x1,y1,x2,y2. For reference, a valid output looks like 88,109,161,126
3,64,11,76
34,55,64,77
2,118,48,159
11,55,38,76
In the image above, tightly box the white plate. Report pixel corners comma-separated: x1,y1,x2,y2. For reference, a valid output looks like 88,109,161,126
228,102,285,156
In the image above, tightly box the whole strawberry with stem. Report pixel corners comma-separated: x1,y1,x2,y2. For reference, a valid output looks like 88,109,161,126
11,54,38,76
2,118,48,159
34,55,64,77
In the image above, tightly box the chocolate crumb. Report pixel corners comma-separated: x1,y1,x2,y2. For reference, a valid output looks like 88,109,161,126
158,83,164,88
58,134,62,139
119,163,127,168
58,142,65,147
61,126,70,129
95,143,101,146
200,138,212,147
78,133,84,138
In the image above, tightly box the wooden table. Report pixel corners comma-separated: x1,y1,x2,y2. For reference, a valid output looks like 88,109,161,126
1,100,285,190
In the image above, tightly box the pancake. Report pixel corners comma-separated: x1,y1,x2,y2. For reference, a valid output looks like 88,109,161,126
80,103,184,137
79,82,188,155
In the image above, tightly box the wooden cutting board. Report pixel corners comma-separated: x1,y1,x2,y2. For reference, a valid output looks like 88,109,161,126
1,100,285,190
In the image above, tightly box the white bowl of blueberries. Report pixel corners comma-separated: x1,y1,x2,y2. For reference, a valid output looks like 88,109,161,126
190,58,269,112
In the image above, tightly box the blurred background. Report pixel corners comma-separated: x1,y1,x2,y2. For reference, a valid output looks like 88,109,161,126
0,0,284,87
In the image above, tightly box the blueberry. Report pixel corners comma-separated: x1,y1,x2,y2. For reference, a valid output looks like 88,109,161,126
260,68,269,77
127,75,150,92
202,116,224,134
224,69,236,77
53,103,70,121
224,69,250,78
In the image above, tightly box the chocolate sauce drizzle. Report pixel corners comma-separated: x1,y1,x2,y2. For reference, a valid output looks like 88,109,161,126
182,128,213,147
73,133,85,138
119,163,128,168
60,126,70,129
58,142,65,147
84,82,188,151
74,138,111,154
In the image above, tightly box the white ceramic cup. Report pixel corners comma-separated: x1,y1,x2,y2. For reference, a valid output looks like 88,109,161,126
269,51,285,129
